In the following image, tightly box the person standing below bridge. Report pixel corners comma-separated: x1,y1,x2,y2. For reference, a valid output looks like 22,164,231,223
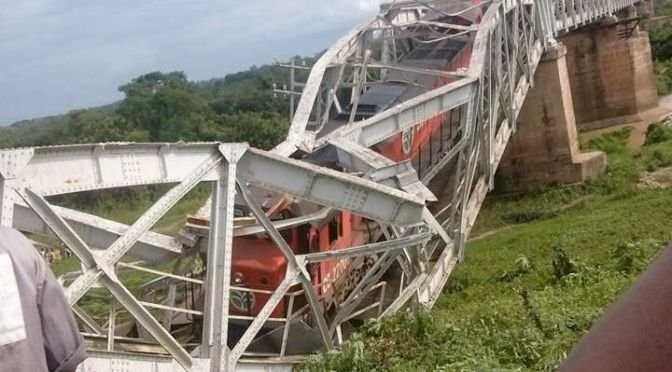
0,227,86,372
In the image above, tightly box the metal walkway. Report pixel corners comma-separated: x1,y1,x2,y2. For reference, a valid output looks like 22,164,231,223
0,1,644,371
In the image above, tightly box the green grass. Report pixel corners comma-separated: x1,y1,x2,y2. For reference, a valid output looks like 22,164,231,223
300,127,672,371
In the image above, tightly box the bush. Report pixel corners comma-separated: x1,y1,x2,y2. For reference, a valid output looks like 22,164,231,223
643,147,672,171
503,211,548,224
551,242,579,282
499,255,533,282
300,309,463,371
446,274,470,293
654,59,672,95
611,239,661,275
584,127,631,154
644,121,672,146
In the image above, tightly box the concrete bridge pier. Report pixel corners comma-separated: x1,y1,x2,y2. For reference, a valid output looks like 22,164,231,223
561,11,659,131
496,43,607,191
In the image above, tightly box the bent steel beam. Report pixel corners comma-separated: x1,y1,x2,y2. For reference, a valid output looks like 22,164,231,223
2,143,424,227
13,201,182,263
0,1,645,371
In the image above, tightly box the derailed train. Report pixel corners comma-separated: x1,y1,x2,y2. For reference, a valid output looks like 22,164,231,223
121,0,483,355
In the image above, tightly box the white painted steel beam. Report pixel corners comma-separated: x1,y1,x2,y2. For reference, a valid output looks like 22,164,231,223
11,143,220,196
316,78,475,149
13,201,182,263
185,208,332,238
1,144,425,227
329,137,437,202
237,148,425,226
278,5,423,154
61,149,224,306
302,232,433,263
18,188,193,369
200,145,246,372
236,181,333,352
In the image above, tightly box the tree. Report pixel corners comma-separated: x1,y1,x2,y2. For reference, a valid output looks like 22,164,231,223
218,112,289,150
116,71,214,141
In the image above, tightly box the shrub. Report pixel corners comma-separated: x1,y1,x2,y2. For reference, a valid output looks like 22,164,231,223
611,239,661,275
654,59,672,95
644,121,672,146
503,211,547,224
551,242,578,281
584,127,631,154
643,147,672,171
499,255,533,282
446,274,470,293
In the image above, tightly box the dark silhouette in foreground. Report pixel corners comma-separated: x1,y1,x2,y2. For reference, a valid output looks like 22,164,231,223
560,245,672,371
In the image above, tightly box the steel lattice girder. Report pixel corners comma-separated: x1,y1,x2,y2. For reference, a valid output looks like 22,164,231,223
2,143,424,229
0,0,646,371
13,201,182,263
0,142,435,369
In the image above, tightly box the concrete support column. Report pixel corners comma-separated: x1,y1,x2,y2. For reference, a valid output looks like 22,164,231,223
561,21,659,131
496,44,607,191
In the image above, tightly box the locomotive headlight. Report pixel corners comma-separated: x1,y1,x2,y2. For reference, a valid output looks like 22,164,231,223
233,272,245,285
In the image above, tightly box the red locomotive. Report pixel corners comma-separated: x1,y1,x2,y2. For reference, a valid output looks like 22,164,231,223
185,0,482,343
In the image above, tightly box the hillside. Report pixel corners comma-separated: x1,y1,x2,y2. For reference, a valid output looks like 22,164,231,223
299,6,672,370
0,56,315,150
299,124,672,371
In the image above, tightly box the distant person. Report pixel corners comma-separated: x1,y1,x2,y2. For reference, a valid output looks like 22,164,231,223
0,227,86,372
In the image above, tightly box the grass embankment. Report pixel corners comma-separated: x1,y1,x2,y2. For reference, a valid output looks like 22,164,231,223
301,125,672,371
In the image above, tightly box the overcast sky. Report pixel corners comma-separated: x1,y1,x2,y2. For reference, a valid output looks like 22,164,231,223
0,0,384,126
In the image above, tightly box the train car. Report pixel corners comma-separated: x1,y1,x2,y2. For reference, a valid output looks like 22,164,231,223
181,0,483,346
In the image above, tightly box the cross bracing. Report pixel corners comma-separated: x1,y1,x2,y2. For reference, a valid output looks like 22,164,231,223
0,0,644,370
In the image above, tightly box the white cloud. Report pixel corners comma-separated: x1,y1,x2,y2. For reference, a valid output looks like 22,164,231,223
0,0,383,124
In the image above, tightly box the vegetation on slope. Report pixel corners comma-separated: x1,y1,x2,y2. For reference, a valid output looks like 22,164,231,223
649,0,672,93
1,59,313,240
300,126,672,370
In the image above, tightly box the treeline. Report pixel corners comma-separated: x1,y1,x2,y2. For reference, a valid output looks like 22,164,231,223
649,0,672,93
0,56,315,150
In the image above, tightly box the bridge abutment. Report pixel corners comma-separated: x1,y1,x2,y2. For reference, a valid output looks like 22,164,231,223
561,17,659,131
496,44,607,191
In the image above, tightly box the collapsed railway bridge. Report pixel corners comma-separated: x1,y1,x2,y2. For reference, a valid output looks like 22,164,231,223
0,0,658,370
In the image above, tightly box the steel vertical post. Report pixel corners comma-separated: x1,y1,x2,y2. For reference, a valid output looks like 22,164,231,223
201,144,247,372
0,179,13,228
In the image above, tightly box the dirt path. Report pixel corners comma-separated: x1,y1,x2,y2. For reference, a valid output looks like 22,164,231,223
469,225,516,242
581,95,672,149
469,195,595,241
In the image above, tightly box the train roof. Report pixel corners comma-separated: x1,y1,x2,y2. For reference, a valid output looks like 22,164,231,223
381,0,482,23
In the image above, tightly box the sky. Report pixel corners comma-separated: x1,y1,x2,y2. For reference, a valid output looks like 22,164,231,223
0,0,385,126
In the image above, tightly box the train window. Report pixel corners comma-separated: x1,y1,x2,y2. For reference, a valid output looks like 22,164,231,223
451,106,462,126
310,235,318,253
297,224,311,254
280,228,293,246
328,214,342,245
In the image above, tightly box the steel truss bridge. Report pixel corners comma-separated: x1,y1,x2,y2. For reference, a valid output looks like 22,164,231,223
0,0,645,371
